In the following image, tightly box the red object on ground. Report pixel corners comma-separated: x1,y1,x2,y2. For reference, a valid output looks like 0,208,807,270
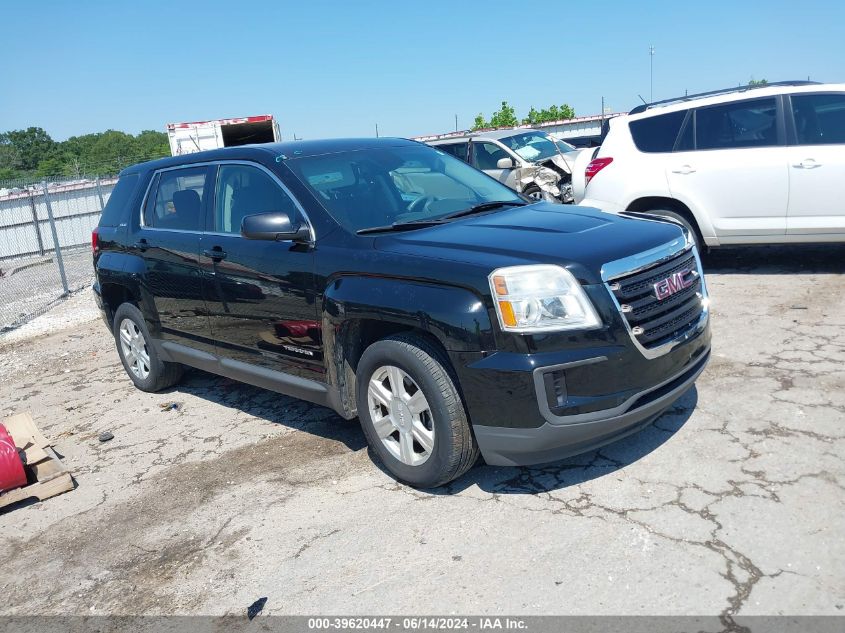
0,423,27,493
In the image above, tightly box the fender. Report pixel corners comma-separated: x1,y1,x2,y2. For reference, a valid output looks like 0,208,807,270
323,275,495,352
322,275,496,417
657,190,718,244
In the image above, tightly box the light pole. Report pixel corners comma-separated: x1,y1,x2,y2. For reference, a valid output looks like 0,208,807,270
649,45,655,102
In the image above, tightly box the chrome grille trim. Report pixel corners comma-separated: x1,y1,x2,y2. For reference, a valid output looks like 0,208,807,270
602,236,710,359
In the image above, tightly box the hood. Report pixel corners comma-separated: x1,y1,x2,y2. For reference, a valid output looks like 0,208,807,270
374,203,685,285
544,153,573,175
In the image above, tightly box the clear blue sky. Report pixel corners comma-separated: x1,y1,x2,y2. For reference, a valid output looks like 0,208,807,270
1,0,842,141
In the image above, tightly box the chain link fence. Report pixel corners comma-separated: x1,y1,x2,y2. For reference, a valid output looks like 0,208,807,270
0,176,115,331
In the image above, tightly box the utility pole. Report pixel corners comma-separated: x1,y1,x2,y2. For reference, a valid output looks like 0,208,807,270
455,114,458,132
375,123,379,138
649,45,655,102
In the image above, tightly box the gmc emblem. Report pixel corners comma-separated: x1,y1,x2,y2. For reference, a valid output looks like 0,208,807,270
654,269,696,300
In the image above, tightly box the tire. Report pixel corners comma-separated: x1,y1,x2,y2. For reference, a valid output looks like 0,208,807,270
356,333,479,488
522,185,544,202
645,208,704,254
112,303,183,392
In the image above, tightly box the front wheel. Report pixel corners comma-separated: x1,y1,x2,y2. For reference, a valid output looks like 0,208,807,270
356,334,479,488
522,185,544,201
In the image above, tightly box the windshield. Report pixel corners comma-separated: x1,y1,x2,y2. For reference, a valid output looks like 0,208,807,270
554,138,577,153
499,131,561,162
286,144,523,233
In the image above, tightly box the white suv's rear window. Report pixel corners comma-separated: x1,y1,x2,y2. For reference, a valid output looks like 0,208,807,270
629,110,687,153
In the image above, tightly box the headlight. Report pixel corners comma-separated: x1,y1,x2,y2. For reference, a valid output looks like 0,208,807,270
488,265,601,333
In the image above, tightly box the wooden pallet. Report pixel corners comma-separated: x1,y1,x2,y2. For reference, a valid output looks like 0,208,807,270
0,412,74,510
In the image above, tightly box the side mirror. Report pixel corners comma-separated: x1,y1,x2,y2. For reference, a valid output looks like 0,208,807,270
241,212,311,243
496,157,515,169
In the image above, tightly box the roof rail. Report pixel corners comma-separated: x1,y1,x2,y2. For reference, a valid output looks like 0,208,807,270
628,80,821,115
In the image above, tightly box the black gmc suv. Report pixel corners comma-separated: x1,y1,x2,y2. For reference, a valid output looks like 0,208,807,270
93,138,711,487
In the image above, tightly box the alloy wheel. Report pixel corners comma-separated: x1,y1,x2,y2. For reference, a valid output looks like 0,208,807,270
119,318,151,380
367,365,435,466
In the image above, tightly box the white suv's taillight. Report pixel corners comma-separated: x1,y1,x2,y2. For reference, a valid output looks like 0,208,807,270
585,157,613,186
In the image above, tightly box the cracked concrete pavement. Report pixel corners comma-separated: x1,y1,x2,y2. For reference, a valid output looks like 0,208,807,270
0,245,843,622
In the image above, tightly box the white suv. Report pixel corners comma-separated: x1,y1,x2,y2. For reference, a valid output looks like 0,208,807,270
574,82,845,249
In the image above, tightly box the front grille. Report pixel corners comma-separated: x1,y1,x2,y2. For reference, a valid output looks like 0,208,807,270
608,248,704,350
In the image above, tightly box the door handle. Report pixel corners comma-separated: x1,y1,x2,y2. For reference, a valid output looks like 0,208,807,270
671,165,696,175
132,239,149,252
794,159,821,169
203,248,227,261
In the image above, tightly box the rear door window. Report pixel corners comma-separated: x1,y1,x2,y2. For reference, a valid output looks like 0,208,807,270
629,110,687,153
435,142,469,163
144,166,209,231
98,173,139,227
694,97,778,150
790,93,845,145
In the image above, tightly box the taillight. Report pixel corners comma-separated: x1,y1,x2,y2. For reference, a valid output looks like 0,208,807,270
585,157,613,186
91,227,100,253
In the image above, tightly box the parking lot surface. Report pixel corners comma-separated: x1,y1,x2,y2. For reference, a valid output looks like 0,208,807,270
0,245,843,618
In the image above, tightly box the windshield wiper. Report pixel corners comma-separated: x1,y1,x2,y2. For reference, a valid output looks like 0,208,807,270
356,219,448,235
441,200,527,221
356,200,527,235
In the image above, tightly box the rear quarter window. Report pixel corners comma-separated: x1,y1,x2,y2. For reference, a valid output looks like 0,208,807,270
98,173,140,227
629,110,687,153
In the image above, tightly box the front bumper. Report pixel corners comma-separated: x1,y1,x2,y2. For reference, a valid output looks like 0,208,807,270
470,347,709,466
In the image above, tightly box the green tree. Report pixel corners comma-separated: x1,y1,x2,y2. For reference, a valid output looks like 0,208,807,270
0,139,21,176
472,113,489,130
748,78,768,86
1,127,55,171
35,155,69,178
134,130,170,160
0,126,181,180
522,103,576,125
523,106,541,125
489,101,518,128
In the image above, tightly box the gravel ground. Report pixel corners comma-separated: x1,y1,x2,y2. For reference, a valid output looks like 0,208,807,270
0,244,843,623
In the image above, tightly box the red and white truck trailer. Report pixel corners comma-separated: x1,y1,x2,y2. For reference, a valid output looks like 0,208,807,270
166,115,281,156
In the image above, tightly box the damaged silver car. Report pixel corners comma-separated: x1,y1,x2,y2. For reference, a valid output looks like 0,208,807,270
427,128,581,203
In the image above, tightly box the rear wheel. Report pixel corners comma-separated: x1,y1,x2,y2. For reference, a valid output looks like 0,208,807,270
356,334,479,488
113,303,183,392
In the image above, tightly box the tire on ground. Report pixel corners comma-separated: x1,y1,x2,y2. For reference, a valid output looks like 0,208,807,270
112,303,183,393
356,333,479,488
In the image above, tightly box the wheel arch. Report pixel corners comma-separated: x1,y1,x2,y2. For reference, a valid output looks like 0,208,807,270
99,281,142,327
322,275,494,418
625,195,717,245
